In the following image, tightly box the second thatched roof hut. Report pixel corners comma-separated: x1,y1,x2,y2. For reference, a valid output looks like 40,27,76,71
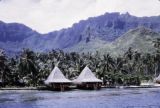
155,74,160,84
73,66,102,89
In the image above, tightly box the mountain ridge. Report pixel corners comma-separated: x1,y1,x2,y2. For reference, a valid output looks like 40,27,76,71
66,27,160,56
0,12,160,55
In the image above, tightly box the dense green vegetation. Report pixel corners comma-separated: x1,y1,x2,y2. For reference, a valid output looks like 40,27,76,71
0,39,160,87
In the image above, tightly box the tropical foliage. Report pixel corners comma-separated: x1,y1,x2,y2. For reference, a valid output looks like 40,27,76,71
0,39,160,87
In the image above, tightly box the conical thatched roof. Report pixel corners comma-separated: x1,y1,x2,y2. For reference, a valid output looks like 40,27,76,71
73,66,102,83
45,66,71,84
155,74,160,82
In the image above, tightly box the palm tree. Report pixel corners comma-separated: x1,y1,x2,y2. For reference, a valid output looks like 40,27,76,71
0,50,6,84
0,49,13,86
18,49,39,86
153,38,160,77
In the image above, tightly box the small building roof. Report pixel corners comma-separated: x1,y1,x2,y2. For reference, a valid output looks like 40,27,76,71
155,74,160,82
73,66,102,83
45,66,71,84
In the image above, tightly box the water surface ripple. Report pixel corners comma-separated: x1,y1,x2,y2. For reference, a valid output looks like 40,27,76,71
0,88,160,108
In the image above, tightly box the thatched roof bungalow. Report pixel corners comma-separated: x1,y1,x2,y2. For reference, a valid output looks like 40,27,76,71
0,79,2,87
155,74,160,84
45,66,71,91
73,66,102,89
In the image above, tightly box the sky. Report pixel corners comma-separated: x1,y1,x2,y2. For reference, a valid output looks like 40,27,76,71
0,0,160,33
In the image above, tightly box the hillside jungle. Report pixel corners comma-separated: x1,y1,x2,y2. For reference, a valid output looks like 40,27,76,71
0,39,160,87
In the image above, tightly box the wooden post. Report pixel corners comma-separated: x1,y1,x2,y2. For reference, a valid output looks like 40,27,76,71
98,83,101,89
86,84,88,88
93,83,98,90
62,84,64,91
60,84,65,92
93,83,96,90
60,84,62,91
52,83,54,89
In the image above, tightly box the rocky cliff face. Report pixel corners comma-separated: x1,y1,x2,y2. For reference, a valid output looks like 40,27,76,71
66,27,160,55
43,12,160,49
0,12,160,54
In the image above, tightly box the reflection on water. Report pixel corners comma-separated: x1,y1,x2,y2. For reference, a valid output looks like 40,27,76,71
0,88,160,108
0,98,14,103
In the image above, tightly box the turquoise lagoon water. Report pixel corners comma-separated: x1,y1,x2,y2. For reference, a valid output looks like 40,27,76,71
0,88,160,108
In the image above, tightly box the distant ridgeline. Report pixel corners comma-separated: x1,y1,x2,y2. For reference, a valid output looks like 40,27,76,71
0,12,160,55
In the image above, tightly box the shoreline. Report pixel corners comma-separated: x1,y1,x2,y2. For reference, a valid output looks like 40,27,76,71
0,87,41,90
0,85,160,90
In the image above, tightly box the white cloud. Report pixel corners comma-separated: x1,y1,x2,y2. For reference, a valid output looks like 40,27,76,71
0,0,160,33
